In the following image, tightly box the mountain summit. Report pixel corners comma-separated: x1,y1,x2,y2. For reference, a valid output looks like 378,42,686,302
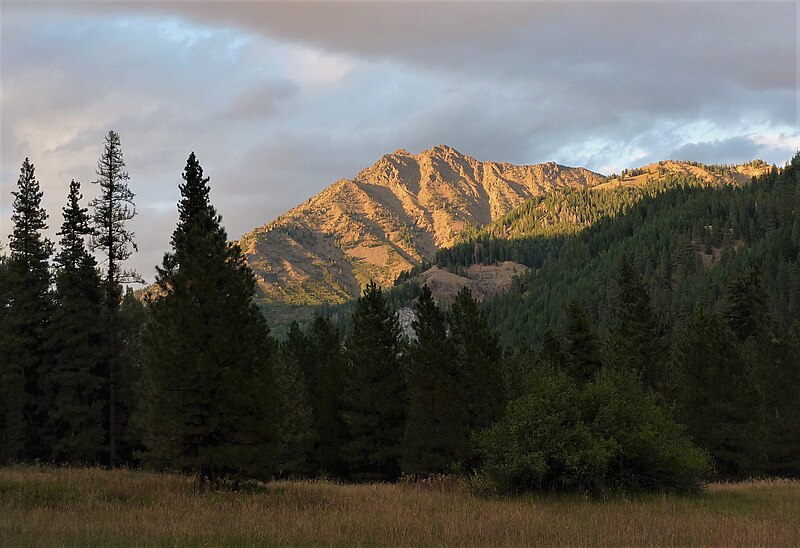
239,146,604,305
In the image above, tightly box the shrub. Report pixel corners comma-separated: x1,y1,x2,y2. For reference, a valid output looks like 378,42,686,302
474,366,710,494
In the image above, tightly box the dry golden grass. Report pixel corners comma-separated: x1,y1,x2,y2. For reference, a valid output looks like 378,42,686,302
1,465,799,546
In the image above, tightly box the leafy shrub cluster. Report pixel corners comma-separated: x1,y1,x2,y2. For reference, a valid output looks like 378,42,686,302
475,366,709,494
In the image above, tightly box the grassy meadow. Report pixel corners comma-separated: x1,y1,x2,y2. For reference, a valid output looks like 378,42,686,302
1,465,799,546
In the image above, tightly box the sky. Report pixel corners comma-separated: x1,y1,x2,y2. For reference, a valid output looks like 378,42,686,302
1,1,798,283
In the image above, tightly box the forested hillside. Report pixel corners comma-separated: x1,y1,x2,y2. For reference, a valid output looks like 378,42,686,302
390,158,795,346
484,160,798,346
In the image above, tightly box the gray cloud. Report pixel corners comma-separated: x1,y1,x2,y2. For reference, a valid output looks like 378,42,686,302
1,1,797,282
670,136,762,165
224,80,298,120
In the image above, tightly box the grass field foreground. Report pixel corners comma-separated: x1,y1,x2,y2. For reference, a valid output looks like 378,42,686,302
1,466,799,546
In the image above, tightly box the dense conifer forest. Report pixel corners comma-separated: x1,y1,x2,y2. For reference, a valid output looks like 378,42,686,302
1,135,798,493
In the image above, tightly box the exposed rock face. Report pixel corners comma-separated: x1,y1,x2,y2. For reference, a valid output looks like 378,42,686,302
239,145,604,304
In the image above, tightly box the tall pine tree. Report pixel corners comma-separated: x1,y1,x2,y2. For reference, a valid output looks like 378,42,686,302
137,152,278,484
725,268,769,342
673,306,766,477
89,130,139,465
563,300,602,385
274,323,316,478
451,287,505,439
1,158,53,462
305,315,348,477
341,280,406,481
402,285,468,475
762,322,800,476
44,181,106,463
605,256,665,393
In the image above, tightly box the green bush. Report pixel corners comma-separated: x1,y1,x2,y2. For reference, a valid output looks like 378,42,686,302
474,366,710,494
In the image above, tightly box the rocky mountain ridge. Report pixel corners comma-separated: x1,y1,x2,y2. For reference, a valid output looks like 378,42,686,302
239,147,775,308
240,145,603,305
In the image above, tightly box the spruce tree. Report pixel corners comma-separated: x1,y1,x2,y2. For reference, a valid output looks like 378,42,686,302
538,329,564,368
274,321,318,477
44,181,106,463
0,249,8,455
673,306,766,477
762,322,800,476
283,321,313,385
306,314,348,477
1,158,53,462
341,280,406,481
451,286,505,437
724,268,768,342
563,300,602,385
605,256,665,392
117,288,148,462
402,285,468,475
137,152,277,484
273,345,316,478
89,130,139,465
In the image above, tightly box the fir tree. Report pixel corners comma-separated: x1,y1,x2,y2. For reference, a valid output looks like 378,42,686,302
89,130,139,465
306,315,348,477
0,249,8,456
673,306,766,477
137,152,278,485
605,256,665,392
274,320,317,477
117,288,148,462
44,181,106,463
341,280,406,481
761,322,800,477
451,287,505,437
538,329,564,368
402,285,468,475
724,268,768,342
284,321,313,385
1,158,53,462
273,346,316,478
563,300,602,385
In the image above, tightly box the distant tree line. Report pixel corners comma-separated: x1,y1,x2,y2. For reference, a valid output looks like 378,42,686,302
1,139,799,494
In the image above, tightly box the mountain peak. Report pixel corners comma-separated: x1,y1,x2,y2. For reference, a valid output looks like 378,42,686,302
423,143,463,157
242,146,606,307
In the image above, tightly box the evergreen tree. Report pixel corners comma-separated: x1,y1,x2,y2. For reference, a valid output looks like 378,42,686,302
761,322,800,476
673,306,766,477
538,329,564,368
283,321,313,384
89,130,139,465
116,287,149,463
451,287,505,438
563,300,602,385
1,158,53,462
402,285,468,475
44,181,106,463
724,268,768,342
273,346,316,478
605,256,665,392
137,152,278,484
306,315,348,477
341,280,406,481
0,248,8,456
